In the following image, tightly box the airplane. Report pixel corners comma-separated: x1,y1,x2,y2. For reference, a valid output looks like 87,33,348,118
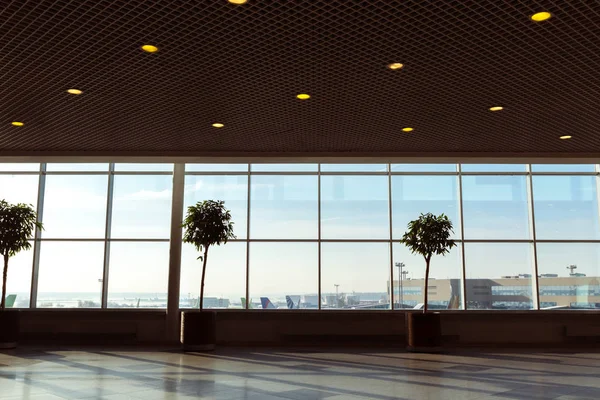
240,297,254,309
242,296,301,309
261,297,277,309
286,295,301,309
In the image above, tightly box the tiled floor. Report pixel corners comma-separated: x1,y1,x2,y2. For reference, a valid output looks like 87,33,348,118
1,347,600,399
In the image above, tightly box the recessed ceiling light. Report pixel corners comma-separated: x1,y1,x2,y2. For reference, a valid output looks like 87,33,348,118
212,123,224,128
388,63,404,70
297,94,310,100
402,127,414,132
489,106,503,111
559,135,572,140
531,12,552,22
11,121,24,126
67,89,83,95
228,0,247,4
141,44,158,53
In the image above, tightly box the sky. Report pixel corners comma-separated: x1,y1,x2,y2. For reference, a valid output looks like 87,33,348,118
1,162,600,306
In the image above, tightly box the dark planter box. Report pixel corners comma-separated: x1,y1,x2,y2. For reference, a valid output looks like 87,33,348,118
0,310,20,349
407,312,442,352
181,310,216,351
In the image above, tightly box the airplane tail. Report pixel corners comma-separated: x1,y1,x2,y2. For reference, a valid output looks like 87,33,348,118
241,297,254,309
286,295,294,309
260,297,277,309
286,295,301,309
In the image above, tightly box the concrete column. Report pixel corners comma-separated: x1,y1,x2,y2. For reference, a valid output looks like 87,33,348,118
166,163,185,343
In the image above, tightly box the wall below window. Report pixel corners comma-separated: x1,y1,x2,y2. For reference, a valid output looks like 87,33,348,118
18,310,166,344
16,310,600,347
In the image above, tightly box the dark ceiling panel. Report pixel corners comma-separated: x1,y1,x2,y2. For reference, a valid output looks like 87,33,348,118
0,0,599,157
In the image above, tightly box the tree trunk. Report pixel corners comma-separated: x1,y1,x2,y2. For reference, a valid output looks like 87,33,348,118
423,256,431,314
199,247,209,310
1,254,8,310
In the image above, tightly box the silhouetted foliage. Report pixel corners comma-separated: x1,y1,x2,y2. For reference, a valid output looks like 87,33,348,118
0,200,43,309
182,200,235,310
400,213,455,313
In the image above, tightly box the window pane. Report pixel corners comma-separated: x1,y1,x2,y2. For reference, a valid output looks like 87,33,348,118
249,243,318,309
114,163,173,172
392,243,462,310
462,175,531,239
180,242,246,309
321,243,390,309
37,241,104,308
111,175,172,239
186,164,248,172
537,243,600,309
0,175,39,209
321,176,389,239
391,176,460,240
46,163,109,171
465,243,535,310
0,163,39,171
250,175,318,239
42,175,108,238
533,176,600,240
531,164,595,173
5,244,33,308
107,242,169,308
251,164,318,172
461,164,526,172
320,164,388,172
184,175,248,239
391,164,456,172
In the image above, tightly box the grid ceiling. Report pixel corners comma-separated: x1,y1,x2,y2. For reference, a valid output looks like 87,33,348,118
0,0,599,157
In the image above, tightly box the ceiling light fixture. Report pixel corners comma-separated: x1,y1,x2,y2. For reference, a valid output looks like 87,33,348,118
559,135,572,140
228,0,247,4
67,89,83,95
388,63,404,70
489,106,503,111
402,127,414,132
212,123,224,128
11,121,24,126
141,44,159,53
531,12,552,22
297,94,310,100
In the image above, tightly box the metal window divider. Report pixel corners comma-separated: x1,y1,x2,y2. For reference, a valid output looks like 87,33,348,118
29,163,46,308
100,163,115,308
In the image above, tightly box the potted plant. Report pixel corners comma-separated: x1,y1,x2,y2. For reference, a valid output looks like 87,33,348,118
0,200,43,348
400,212,455,352
181,200,235,351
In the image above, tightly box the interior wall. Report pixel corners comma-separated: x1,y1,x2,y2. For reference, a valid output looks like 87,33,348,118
16,310,600,347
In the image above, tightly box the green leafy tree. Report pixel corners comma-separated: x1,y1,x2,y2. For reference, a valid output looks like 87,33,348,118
400,213,456,313
182,200,235,310
0,200,43,310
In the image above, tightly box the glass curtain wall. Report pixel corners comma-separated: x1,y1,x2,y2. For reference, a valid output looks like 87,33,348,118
2,162,600,310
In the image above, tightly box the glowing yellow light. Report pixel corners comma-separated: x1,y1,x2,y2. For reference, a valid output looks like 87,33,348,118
67,89,83,95
11,121,24,126
402,127,414,132
489,106,503,111
212,123,224,128
141,44,159,53
297,94,310,100
228,0,247,4
531,12,552,22
388,63,404,70
560,135,572,140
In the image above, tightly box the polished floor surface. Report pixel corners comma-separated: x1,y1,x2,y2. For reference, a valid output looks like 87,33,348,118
1,347,600,399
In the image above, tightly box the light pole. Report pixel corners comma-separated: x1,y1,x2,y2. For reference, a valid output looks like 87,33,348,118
395,262,405,308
